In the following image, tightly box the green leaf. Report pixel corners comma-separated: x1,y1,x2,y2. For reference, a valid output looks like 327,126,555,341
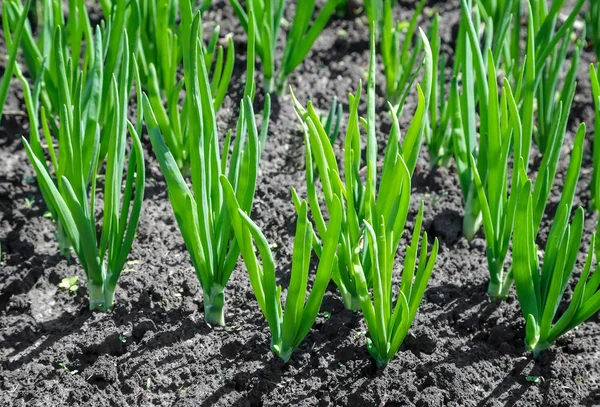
59,276,79,291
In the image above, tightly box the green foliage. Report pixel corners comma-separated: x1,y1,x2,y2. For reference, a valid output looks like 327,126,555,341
7,1,139,259
590,0,600,61
452,0,488,241
228,0,341,94
136,0,234,112
100,0,212,19
322,96,343,145
380,0,426,110
358,203,438,366
453,0,576,243
591,64,600,211
3,0,129,134
476,0,585,154
22,35,145,311
103,0,234,171
592,64,600,263
143,7,270,326
5,0,232,173
461,18,577,299
291,30,432,315
364,0,383,37
221,179,342,362
59,276,80,293
424,13,453,167
0,0,30,123
469,51,524,299
512,125,600,356
11,19,107,256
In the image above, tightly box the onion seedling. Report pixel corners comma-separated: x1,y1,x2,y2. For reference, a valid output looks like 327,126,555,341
0,0,30,123
452,0,490,241
364,0,383,38
140,6,237,173
143,7,270,326
531,2,584,155
322,96,343,145
221,178,342,362
357,203,438,367
22,36,145,311
465,40,578,300
291,30,432,310
476,0,518,65
475,0,585,155
512,124,600,357
228,0,341,94
424,13,453,167
592,64,600,261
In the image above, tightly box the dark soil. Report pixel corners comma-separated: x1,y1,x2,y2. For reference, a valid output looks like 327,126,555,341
1,1,600,406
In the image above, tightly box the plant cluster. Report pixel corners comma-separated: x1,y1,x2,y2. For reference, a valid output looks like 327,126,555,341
1,0,599,366
283,31,437,364
20,27,145,311
513,127,600,356
143,4,270,326
138,0,235,170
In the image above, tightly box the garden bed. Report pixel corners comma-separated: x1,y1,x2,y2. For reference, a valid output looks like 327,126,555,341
1,0,599,405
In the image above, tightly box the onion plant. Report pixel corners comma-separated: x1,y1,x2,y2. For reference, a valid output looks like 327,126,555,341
143,6,270,326
322,97,343,145
476,0,518,67
22,35,146,312
364,0,382,38
228,0,341,94
100,0,212,17
0,0,30,123
512,125,600,357
9,20,109,257
5,0,142,255
476,0,585,154
221,179,342,362
531,1,584,155
468,52,526,299
452,0,490,241
592,64,600,260
451,0,491,240
291,30,432,310
380,0,426,111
